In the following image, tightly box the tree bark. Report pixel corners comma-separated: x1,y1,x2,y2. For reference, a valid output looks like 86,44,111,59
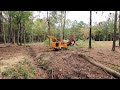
29,35,31,43
37,36,39,42
1,11,6,45
3,23,6,45
8,14,12,43
47,11,50,45
0,11,2,44
0,11,2,33
89,11,92,48
119,11,120,46
60,11,63,41
17,23,20,45
13,25,15,44
31,35,33,43
20,22,22,46
63,11,66,40
112,11,117,51
23,24,26,45
99,34,100,41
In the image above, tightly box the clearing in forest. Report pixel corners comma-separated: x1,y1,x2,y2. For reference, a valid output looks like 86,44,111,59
0,41,119,79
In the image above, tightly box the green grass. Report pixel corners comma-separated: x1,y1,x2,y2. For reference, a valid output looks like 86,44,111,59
68,40,117,50
43,39,50,45
1,59,39,79
1,54,54,79
68,40,95,50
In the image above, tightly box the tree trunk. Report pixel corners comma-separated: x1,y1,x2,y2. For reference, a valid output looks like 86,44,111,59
23,24,26,45
63,11,66,40
8,14,12,43
44,34,45,41
31,17,34,43
0,11,2,44
89,11,92,48
3,23,6,45
8,31,10,43
112,11,117,51
17,23,20,45
29,35,31,43
37,36,39,42
31,35,33,43
20,22,22,46
119,11,120,46
60,11,63,41
40,37,41,42
99,34,100,41
11,24,14,44
36,36,37,42
0,11,6,45
9,16,14,44
78,53,120,79
13,25,15,44
0,11,2,33
47,11,50,45
106,33,108,41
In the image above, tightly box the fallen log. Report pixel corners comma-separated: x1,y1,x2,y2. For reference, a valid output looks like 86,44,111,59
77,53,120,79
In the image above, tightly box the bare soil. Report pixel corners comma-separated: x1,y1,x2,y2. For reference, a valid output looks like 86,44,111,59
0,43,118,79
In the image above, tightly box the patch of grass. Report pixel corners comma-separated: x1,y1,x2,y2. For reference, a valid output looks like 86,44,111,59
110,65,120,72
64,40,115,51
68,40,95,50
1,59,39,79
43,39,50,45
91,41,112,48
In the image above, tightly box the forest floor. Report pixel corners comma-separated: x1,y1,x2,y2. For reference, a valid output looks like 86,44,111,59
0,41,120,79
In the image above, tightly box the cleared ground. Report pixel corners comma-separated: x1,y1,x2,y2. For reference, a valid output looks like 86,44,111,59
0,41,119,79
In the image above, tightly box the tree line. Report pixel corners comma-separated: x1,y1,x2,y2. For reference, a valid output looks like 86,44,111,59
0,11,119,51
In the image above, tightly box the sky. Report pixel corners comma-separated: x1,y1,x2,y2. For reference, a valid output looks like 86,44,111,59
66,11,114,24
34,11,115,25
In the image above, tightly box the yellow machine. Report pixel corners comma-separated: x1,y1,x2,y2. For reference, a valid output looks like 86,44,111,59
47,36,68,50
47,35,75,50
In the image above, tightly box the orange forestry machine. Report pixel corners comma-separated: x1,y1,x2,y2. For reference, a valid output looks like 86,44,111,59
47,34,75,50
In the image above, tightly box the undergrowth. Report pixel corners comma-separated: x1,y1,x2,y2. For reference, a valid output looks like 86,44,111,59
1,59,39,79
37,54,53,79
68,40,95,50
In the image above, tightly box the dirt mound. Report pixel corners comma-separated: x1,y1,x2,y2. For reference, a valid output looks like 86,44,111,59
42,51,115,79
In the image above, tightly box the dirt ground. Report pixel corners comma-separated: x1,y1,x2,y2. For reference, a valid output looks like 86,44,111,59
77,47,120,72
0,43,119,79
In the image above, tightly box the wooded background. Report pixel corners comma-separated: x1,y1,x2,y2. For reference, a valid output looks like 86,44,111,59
0,11,119,47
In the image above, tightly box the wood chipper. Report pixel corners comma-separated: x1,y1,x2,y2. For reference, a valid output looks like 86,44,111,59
47,34,75,50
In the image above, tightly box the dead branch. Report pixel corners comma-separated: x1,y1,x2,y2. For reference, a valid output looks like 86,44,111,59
77,53,120,79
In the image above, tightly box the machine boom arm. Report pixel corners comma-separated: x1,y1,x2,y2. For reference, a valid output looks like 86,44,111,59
47,35,58,41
